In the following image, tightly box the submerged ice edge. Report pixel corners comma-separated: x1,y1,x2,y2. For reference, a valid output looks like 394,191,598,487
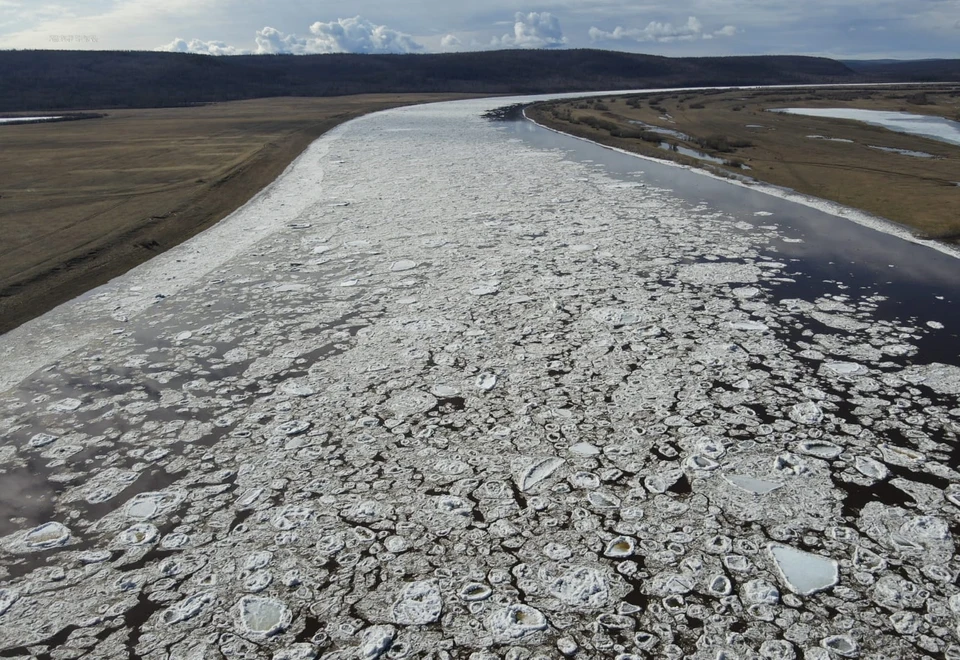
523,109,960,264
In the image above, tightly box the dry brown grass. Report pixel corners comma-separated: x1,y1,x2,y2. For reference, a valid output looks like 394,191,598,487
0,94,475,333
530,86,960,241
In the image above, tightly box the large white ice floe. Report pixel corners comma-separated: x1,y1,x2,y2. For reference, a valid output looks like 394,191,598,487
768,544,840,595
236,596,292,637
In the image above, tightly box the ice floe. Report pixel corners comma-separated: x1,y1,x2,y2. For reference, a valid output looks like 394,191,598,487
769,544,839,595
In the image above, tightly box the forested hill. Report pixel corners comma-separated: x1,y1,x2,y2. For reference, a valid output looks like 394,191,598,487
0,48,950,112
842,58,960,81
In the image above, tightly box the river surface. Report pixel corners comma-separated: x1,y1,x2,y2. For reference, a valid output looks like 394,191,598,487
1,93,959,659
504,113,960,366
771,107,960,146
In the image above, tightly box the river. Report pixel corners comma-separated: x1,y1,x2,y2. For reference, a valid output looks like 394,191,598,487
0,93,958,659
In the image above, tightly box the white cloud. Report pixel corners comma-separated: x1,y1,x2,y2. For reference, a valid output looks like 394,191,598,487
254,26,308,54
306,16,424,53
589,16,737,43
3,0,955,58
440,33,461,49
494,11,566,48
155,16,424,56
156,37,245,55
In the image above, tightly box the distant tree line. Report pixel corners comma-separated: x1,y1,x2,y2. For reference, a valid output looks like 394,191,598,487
0,49,956,112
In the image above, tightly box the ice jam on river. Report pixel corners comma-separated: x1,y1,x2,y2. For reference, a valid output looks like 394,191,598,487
1,95,960,659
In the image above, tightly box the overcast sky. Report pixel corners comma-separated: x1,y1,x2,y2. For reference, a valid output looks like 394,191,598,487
2,0,958,59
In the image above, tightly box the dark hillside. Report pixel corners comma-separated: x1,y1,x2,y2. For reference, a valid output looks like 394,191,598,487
842,58,960,81
0,49,864,112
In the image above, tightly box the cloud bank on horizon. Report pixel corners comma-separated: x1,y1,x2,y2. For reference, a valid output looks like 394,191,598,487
2,0,959,59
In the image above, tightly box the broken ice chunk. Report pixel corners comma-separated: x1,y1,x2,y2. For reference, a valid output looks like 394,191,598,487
430,384,459,398
823,361,866,376
516,457,565,492
855,456,889,480
392,580,442,625
359,625,396,660
470,282,500,296
742,579,780,605
28,433,58,448
244,570,273,593
390,260,418,272
724,475,782,495
684,454,719,471
569,442,601,456
789,401,823,425
644,470,683,493
900,362,960,395
164,592,215,625
486,604,548,642
878,444,925,467
120,523,159,546
549,566,609,608
49,398,82,412
475,373,497,391
797,440,842,460
604,536,635,558
733,287,760,298
276,420,311,436
235,596,291,638
22,522,71,550
459,583,493,601
125,493,166,520
820,635,859,658
678,262,760,285
383,390,438,418
0,589,18,616
729,321,768,332
278,381,316,397
587,491,620,509
768,544,839,595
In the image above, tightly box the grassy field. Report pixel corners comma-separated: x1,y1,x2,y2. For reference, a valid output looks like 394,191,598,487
528,86,960,240
0,94,474,334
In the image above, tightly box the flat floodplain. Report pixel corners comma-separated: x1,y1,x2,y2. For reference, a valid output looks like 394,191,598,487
528,86,960,241
0,94,474,334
